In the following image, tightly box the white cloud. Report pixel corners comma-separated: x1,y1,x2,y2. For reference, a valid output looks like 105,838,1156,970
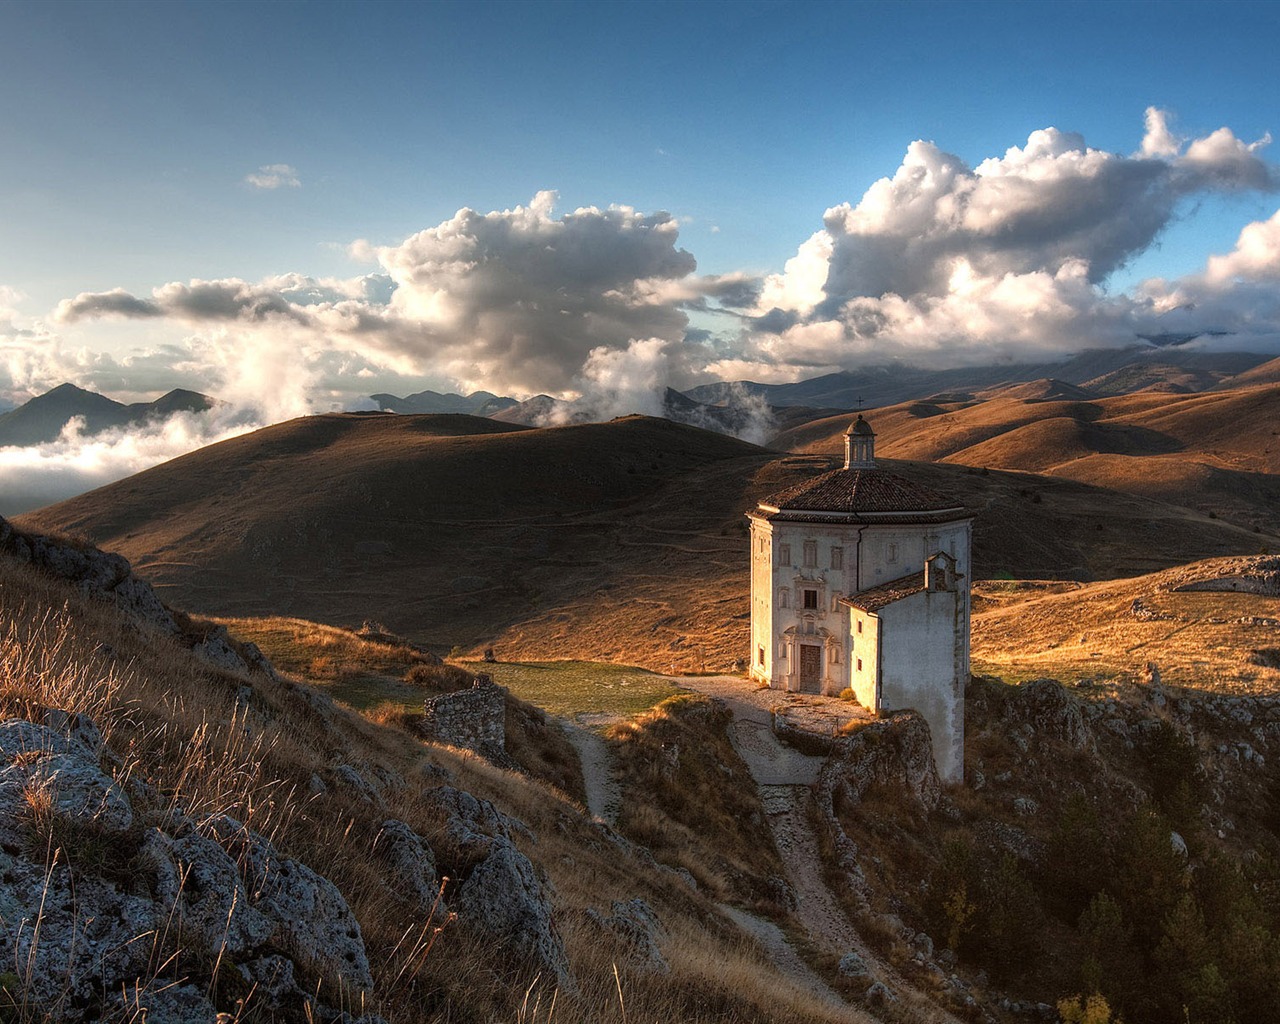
244,163,301,189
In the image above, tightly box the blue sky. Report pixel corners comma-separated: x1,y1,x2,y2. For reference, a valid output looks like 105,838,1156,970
2,0,1280,410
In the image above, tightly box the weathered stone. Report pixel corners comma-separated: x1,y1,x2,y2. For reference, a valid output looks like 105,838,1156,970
1012,796,1039,817
455,835,569,986
838,951,870,978
421,679,509,765
102,981,219,1024
1012,679,1090,750
375,819,445,914
865,981,897,1005
140,828,274,956
0,860,158,1012
601,899,667,974
242,955,301,1002
207,816,373,992
26,750,133,834
422,784,512,864
194,625,249,674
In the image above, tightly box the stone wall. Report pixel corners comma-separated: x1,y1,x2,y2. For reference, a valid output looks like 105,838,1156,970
422,677,508,764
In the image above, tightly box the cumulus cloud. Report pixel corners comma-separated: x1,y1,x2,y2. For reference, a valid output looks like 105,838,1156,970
244,164,301,189
32,112,1280,428
739,109,1280,376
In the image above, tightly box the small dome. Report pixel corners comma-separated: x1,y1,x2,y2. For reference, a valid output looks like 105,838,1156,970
845,414,875,437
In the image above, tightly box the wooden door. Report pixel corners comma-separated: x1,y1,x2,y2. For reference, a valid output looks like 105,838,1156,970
799,644,821,692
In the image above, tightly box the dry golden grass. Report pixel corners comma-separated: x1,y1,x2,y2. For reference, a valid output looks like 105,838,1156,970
607,694,787,906
971,560,1280,694
0,549,860,1023
774,382,1280,533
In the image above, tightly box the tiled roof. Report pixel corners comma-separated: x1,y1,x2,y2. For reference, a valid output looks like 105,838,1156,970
760,467,964,516
841,571,926,612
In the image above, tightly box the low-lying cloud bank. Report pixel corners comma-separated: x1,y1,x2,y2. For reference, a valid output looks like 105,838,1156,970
3,108,1280,507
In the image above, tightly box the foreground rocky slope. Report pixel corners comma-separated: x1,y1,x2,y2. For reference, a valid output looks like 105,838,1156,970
0,515,856,1024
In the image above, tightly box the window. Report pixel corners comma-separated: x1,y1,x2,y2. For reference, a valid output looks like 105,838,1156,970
758,646,765,666
856,620,863,634
887,542,898,563
778,589,789,608
803,540,818,567
856,658,863,672
831,546,844,569
803,589,818,610
779,543,791,566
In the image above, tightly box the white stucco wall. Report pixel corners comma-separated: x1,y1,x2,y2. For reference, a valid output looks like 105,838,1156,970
874,589,966,783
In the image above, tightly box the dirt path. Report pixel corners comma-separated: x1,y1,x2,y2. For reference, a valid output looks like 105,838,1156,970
677,675,962,1024
718,904,871,1022
564,723,620,824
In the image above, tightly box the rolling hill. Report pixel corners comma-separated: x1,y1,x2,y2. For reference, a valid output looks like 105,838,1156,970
19,412,1274,671
773,382,1280,532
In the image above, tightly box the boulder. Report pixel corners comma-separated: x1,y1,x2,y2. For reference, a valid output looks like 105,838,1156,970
140,828,274,956
374,819,445,914
207,816,374,992
455,836,569,986
101,982,219,1024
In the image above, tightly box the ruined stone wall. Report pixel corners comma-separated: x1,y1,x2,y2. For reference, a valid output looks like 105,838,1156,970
421,678,507,762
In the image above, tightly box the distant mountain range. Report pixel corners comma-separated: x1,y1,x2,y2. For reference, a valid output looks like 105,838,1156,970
370,389,518,416
0,383,216,447
683,347,1270,410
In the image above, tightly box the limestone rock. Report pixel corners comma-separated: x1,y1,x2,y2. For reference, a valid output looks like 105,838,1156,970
598,898,668,974
207,816,373,992
0,860,158,1011
422,784,513,864
374,819,445,914
838,951,870,979
455,835,569,986
102,982,219,1024
193,625,249,674
1010,679,1090,750
140,828,274,956
25,750,134,834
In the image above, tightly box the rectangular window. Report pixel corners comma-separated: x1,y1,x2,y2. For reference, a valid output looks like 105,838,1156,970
803,589,818,610
779,543,791,566
758,646,765,666
857,620,863,634
856,658,863,672
803,540,818,567
831,546,844,569
887,542,898,563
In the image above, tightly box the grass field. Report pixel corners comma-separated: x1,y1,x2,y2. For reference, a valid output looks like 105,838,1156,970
463,659,681,720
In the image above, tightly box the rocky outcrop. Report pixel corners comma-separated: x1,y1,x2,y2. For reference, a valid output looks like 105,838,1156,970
1004,678,1090,750
421,784,569,986
0,710,374,1021
812,712,941,908
374,818,444,914
586,898,669,974
0,514,276,678
1167,555,1280,596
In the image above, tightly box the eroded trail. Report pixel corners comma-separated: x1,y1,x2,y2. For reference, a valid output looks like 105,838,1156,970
564,723,620,825
678,676,962,1024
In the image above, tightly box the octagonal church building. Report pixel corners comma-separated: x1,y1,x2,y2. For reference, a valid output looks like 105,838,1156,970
747,415,972,782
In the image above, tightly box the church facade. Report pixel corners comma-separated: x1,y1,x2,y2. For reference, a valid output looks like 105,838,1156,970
746,416,972,782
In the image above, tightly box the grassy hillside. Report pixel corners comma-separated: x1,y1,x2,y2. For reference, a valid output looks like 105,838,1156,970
20,412,1273,671
0,527,863,1024
971,556,1280,693
774,383,1280,531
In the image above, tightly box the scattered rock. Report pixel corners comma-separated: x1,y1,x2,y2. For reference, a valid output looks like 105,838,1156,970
455,836,569,986
865,981,897,1005
374,819,445,915
838,951,870,979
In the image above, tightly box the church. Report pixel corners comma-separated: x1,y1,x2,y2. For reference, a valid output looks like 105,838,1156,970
746,415,972,782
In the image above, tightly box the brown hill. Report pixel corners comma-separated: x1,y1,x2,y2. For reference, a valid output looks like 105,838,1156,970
972,555,1280,693
1222,354,1280,388
18,413,1272,672
774,384,1280,531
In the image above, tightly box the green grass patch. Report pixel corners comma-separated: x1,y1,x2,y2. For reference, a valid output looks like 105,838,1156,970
464,660,679,719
